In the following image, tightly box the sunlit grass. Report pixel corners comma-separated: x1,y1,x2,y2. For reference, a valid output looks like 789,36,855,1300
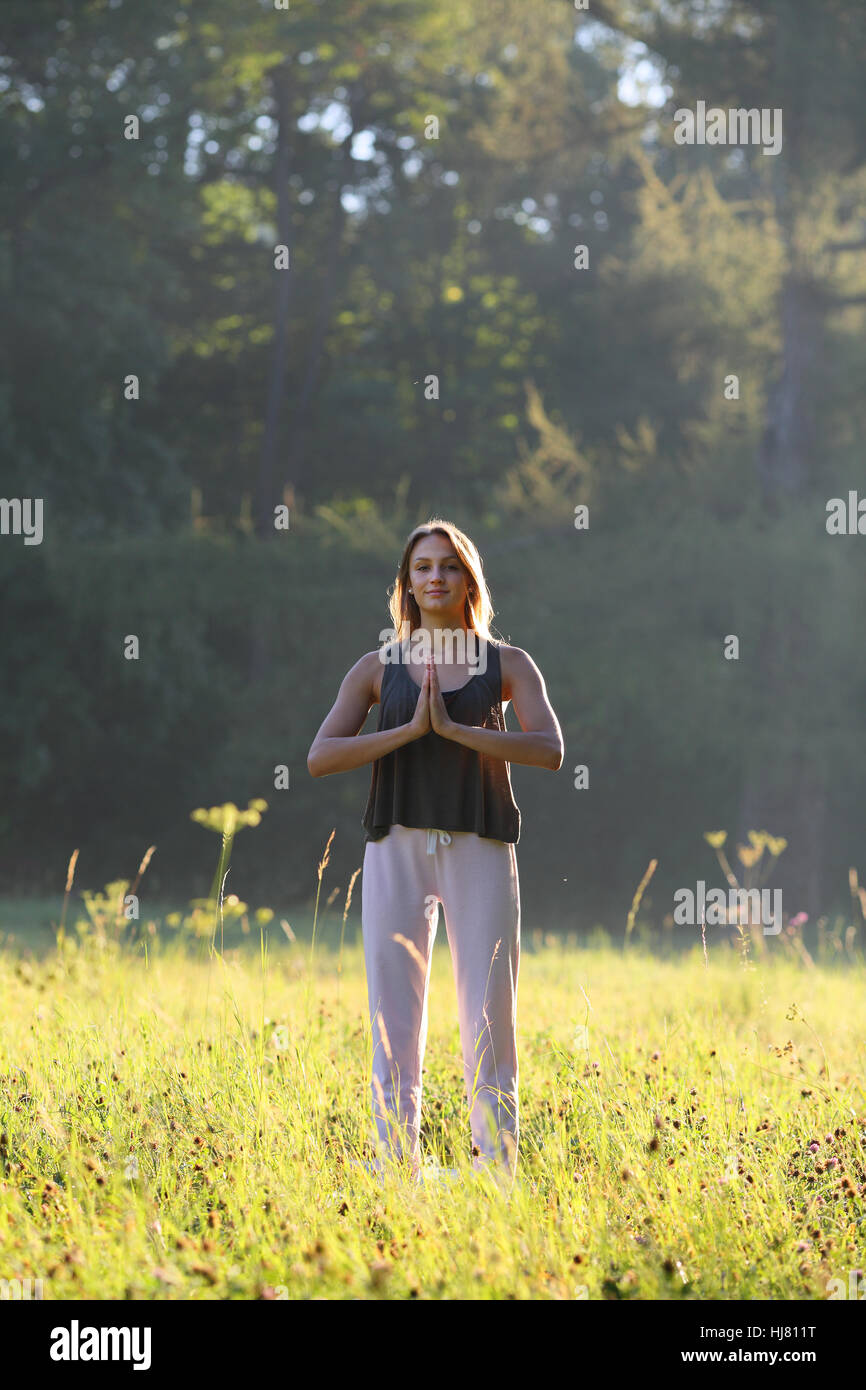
1,911,864,1300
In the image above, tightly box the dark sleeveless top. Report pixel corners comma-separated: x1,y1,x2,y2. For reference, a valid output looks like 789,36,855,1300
362,638,521,844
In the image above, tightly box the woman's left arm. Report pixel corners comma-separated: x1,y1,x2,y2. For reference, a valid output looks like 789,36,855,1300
429,648,563,770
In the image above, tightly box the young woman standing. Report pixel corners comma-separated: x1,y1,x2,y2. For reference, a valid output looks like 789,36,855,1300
307,519,563,1188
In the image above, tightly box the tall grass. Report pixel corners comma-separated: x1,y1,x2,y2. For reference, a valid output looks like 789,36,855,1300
1,885,864,1299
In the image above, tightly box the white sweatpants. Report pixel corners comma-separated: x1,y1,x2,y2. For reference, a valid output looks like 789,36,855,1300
360,824,521,1179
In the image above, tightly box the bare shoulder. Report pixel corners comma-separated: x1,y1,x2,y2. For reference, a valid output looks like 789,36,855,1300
495,643,542,702
356,645,396,705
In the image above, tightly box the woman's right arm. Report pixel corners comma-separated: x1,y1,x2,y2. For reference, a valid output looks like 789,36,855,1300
307,652,429,778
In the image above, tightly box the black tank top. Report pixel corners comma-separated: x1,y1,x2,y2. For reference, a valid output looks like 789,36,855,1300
362,637,521,844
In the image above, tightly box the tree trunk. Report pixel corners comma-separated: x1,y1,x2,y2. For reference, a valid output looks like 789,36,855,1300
737,0,830,916
282,129,353,504
756,276,824,508
255,60,293,543
251,61,293,686
737,605,827,921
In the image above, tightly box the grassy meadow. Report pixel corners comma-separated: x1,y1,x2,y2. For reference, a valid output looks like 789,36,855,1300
1,855,865,1303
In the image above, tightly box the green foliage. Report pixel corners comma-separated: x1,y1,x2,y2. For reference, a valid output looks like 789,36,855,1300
0,923,864,1298
1,0,865,916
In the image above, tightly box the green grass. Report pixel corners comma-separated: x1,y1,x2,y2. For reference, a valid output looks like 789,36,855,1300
1,911,864,1300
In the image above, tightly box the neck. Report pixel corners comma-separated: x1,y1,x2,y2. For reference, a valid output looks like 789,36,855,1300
412,616,471,635
403,625,483,665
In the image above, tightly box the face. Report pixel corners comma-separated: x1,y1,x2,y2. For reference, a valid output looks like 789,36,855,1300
407,533,471,620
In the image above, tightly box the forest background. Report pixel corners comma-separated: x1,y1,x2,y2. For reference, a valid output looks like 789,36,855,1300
2,0,865,934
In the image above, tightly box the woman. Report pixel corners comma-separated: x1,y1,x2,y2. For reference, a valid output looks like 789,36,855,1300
307,519,563,1188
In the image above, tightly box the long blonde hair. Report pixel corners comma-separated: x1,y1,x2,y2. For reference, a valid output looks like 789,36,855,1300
387,519,496,644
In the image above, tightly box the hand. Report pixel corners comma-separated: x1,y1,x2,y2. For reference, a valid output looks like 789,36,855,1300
406,663,431,739
427,658,454,737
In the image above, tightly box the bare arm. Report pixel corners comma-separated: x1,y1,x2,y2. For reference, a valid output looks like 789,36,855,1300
431,647,563,770
307,652,430,777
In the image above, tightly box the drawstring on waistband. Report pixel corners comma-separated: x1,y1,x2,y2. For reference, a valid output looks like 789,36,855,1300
426,829,453,855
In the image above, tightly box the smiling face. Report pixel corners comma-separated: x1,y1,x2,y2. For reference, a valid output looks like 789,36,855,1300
407,531,471,626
